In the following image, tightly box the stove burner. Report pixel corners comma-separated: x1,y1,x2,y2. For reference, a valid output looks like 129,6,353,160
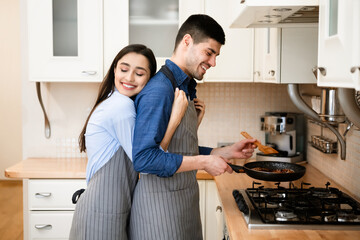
323,212,360,223
272,192,287,198
255,190,287,199
338,212,360,222
312,192,338,198
259,201,279,209
275,209,299,222
310,186,340,199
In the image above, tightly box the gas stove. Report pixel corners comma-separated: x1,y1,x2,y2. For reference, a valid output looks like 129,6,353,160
233,181,360,230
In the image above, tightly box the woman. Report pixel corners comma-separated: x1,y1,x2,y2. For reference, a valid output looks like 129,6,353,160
69,44,201,239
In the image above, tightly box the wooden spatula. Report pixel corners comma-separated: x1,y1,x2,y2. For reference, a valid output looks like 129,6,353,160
241,131,278,155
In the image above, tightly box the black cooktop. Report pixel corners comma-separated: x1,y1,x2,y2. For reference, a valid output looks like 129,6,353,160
234,181,360,226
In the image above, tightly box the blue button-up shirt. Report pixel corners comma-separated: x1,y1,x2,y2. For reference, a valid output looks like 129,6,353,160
132,60,212,177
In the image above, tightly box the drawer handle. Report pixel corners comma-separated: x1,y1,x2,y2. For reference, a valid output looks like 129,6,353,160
82,71,97,75
35,192,52,198
35,224,52,230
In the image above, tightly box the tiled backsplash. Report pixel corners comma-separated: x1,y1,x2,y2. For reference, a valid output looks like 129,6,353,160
196,82,299,147
307,121,360,199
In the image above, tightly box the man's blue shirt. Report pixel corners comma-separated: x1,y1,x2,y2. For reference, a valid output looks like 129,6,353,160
132,60,212,177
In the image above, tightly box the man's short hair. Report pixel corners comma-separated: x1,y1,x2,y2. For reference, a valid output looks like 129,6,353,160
174,14,225,51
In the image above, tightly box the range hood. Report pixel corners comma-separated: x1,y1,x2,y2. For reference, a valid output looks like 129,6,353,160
231,0,319,28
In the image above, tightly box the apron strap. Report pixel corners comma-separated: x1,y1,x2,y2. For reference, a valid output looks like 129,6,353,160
159,65,177,91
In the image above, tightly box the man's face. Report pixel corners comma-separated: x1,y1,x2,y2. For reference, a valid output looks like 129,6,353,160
185,38,222,80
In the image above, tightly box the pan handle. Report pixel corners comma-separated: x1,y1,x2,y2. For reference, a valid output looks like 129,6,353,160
227,163,245,173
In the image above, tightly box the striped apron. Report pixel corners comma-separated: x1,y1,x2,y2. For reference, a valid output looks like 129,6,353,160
69,147,138,240
129,100,202,240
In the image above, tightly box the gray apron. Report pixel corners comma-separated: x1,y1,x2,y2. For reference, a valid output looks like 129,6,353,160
69,147,138,240
129,100,202,240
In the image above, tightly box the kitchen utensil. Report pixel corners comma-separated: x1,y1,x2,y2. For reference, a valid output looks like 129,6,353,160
241,131,278,154
228,161,306,182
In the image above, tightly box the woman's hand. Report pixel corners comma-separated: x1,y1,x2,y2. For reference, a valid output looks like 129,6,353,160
160,88,188,151
170,88,188,126
194,98,205,128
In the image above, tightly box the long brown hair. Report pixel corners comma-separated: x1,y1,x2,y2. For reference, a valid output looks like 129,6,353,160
79,44,156,152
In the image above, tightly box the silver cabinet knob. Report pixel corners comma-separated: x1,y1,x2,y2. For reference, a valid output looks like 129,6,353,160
253,71,261,77
35,192,52,198
312,67,326,76
350,66,360,73
216,205,222,212
268,70,275,76
35,224,52,230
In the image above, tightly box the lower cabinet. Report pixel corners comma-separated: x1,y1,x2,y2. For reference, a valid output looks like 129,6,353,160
23,179,86,240
24,179,223,239
198,180,225,240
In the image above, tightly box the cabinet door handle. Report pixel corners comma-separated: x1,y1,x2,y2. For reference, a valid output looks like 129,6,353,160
312,67,326,76
350,66,360,73
268,70,275,76
82,71,97,75
216,205,222,212
253,71,261,77
35,224,52,230
35,192,52,198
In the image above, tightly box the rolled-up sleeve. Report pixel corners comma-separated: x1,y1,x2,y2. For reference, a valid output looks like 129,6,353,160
132,76,183,177
199,146,213,155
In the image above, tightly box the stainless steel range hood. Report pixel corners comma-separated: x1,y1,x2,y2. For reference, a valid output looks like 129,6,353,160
231,0,319,28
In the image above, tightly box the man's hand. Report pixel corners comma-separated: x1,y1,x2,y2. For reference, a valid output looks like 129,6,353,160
211,138,257,160
202,155,233,176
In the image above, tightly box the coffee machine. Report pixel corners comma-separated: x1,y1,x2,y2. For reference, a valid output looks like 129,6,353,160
256,112,306,163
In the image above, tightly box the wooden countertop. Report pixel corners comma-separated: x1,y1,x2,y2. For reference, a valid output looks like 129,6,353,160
4,158,213,180
214,159,360,240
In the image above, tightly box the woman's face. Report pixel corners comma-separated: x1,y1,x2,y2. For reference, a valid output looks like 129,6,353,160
114,52,151,97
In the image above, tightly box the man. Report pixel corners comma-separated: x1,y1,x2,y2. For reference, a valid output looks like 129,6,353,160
129,14,256,239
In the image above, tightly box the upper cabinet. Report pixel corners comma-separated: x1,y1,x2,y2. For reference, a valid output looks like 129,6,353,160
254,27,318,84
253,28,280,83
128,0,182,70
27,0,103,82
317,0,360,90
202,0,254,82
26,0,203,82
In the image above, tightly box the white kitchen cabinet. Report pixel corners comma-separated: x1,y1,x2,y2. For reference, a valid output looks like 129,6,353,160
198,180,206,238
203,0,254,82
129,0,204,70
26,0,103,82
24,179,86,240
254,28,280,83
129,0,178,70
198,180,224,240
205,180,225,240
317,0,360,90
254,27,318,84
26,0,197,82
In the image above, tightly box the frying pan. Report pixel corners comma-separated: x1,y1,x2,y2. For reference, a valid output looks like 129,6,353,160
228,161,306,182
